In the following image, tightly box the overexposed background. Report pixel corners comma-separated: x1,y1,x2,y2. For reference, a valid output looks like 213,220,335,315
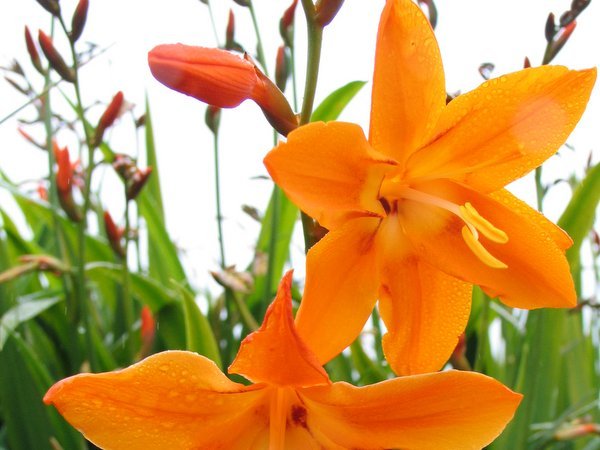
1,0,598,296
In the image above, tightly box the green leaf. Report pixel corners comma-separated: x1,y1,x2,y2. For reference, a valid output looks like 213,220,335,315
175,283,222,369
0,293,62,349
311,81,367,122
141,95,165,223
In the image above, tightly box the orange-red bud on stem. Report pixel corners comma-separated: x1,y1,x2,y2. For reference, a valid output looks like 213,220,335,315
554,423,600,441
225,10,243,53
279,0,298,47
148,44,298,136
543,21,577,65
112,154,153,201
53,142,81,222
315,0,345,27
70,0,89,43
139,306,156,359
93,91,124,147
36,0,61,17
103,211,125,258
38,30,75,83
24,27,45,75
275,45,290,92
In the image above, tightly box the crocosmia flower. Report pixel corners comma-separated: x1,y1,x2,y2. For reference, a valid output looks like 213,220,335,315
264,0,596,375
44,272,521,449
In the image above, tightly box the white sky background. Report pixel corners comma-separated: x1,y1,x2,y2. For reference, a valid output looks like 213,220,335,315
0,0,598,297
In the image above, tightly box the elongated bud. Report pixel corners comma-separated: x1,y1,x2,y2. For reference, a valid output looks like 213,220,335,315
126,167,152,200
36,0,61,17
554,423,600,440
18,127,46,150
103,211,125,258
231,0,249,6
315,0,345,27
545,13,556,42
93,91,124,147
53,142,81,222
24,27,45,75
571,0,591,15
543,21,577,65
279,0,298,47
70,0,89,43
205,105,221,134
38,30,75,83
225,10,244,53
275,45,289,91
148,45,298,135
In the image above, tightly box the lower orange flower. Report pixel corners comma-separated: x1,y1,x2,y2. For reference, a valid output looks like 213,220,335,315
45,272,521,449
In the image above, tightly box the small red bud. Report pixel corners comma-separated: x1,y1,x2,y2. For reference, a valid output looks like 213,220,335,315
275,45,289,92
93,91,124,147
126,167,152,201
24,27,45,75
103,211,125,258
38,30,75,83
140,305,156,358
36,0,61,17
279,0,298,46
545,12,556,42
53,142,81,222
554,423,600,440
543,21,577,65
70,0,89,43
37,183,49,201
226,10,235,47
523,56,531,68
315,0,345,27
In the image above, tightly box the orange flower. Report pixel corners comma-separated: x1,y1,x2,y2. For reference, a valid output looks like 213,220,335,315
264,0,596,376
148,45,298,135
44,272,521,449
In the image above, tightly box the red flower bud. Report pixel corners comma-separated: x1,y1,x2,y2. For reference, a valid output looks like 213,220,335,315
126,167,152,201
103,210,125,258
275,45,289,92
93,91,124,147
543,21,577,65
315,0,345,27
38,30,75,83
226,9,235,47
140,305,156,359
279,0,298,46
53,142,81,222
24,26,44,75
148,45,298,135
36,0,61,17
70,0,89,43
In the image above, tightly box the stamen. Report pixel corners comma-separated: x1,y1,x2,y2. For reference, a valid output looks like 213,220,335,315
461,226,507,269
459,202,508,244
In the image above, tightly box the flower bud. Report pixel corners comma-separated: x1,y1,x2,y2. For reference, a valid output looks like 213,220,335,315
126,167,152,201
205,105,221,134
543,21,577,65
93,91,124,147
53,142,81,222
140,305,156,359
279,0,298,47
103,211,125,258
275,45,289,92
38,30,75,83
36,0,61,17
24,26,45,75
225,9,244,53
231,0,249,6
70,0,89,43
315,0,345,27
148,45,298,135
545,12,556,42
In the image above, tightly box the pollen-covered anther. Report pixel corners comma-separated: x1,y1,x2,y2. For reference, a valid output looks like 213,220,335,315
459,202,508,244
461,226,508,269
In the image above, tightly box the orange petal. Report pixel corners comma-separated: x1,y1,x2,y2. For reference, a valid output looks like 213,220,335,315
301,370,522,450
229,271,330,388
404,180,576,308
406,66,596,192
295,217,381,364
378,250,472,375
44,351,269,450
369,0,446,165
489,188,573,250
264,121,394,230
148,44,258,108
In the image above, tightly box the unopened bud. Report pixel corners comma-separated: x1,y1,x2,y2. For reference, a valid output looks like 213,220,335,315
18,127,46,150
103,211,125,258
37,183,49,201
148,45,298,135
126,167,152,200
36,0,61,17
53,142,81,222
545,13,556,42
25,27,45,75
279,0,298,47
93,91,124,147
140,305,156,359
38,30,75,83
225,10,244,53
231,0,249,6
571,0,591,14
543,21,577,65
523,56,531,68
315,0,345,27
205,105,221,134
554,423,600,440
417,0,438,29
70,0,89,43
275,45,289,91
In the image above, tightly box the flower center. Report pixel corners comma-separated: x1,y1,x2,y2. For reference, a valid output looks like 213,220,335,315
379,179,508,269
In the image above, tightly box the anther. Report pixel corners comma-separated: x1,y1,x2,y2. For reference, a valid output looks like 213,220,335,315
461,226,507,269
459,202,508,244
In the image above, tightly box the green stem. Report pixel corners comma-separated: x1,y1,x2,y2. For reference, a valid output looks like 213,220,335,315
212,131,226,269
231,290,259,331
122,199,134,361
247,0,268,74
59,16,99,371
290,45,299,112
205,0,221,47
535,166,544,212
